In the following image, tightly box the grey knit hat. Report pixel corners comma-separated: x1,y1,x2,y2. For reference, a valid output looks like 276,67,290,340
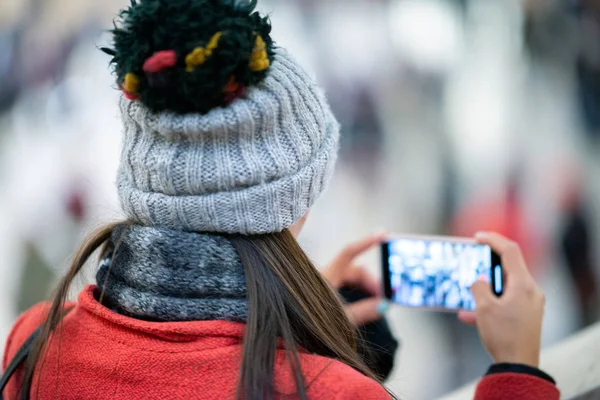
117,50,340,234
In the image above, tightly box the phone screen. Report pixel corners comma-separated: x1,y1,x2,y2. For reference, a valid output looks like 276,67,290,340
382,237,502,311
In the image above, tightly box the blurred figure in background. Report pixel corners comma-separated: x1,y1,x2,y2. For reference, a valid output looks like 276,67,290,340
560,195,599,327
335,84,385,187
523,0,600,143
452,169,543,274
0,0,97,112
575,0,600,141
557,166,599,328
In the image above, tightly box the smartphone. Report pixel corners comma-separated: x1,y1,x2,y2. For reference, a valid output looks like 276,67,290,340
381,234,503,311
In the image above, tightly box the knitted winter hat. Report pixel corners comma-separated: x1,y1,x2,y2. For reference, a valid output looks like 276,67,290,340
103,0,339,234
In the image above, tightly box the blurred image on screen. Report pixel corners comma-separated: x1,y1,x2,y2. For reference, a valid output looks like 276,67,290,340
388,238,492,311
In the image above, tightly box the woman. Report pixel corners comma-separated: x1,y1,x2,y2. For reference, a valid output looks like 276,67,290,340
2,0,559,399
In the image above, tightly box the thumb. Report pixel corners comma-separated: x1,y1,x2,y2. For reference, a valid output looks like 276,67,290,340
470,280,494,309
345,298,388,326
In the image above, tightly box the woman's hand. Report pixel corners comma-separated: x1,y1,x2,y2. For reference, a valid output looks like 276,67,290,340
322,232,389,326
459,232,545,368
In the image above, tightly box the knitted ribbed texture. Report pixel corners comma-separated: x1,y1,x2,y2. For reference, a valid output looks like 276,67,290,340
118,49,340,234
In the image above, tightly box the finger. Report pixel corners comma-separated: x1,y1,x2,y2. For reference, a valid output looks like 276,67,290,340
344,266,382,296
475,232,528,276
457,310,477,326
470,280,495,309
331,232,387,271
345,298,388,326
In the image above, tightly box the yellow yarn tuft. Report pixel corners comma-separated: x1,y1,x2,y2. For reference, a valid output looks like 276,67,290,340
206,32,223,53
186,32,223,72
249,35,270,72
123,73,140,93
186,48,207,72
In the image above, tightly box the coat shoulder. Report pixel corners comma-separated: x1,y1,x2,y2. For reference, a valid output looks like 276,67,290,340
2,301,75,370
304,356,391,400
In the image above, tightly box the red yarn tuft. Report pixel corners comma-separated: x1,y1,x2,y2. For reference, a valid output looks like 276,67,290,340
223,76,240,94
122,89,140,100
143,50,178,73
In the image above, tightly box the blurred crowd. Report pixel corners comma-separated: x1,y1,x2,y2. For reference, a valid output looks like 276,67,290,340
1,0,599,398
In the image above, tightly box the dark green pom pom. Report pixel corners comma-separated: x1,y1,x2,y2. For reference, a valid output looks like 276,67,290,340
103,0,274,114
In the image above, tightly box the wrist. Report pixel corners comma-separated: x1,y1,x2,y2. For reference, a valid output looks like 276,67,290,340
493,346,540,368
494,354,539,368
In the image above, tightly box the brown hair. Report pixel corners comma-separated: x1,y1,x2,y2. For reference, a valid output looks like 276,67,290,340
20,224,390,399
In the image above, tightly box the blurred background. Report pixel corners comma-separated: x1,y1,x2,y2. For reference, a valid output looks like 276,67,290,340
1,0,599,398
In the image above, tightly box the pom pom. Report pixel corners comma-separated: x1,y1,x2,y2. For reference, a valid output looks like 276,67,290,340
103,0,275,114
146,73,170,89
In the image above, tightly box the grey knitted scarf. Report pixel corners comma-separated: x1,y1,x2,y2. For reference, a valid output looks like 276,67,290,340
95,225,247,322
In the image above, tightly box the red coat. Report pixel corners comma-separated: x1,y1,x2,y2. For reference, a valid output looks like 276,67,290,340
2,285,559,400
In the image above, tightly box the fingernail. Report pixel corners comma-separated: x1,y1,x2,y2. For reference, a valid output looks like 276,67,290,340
376,300,390,315
475,232,486,239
